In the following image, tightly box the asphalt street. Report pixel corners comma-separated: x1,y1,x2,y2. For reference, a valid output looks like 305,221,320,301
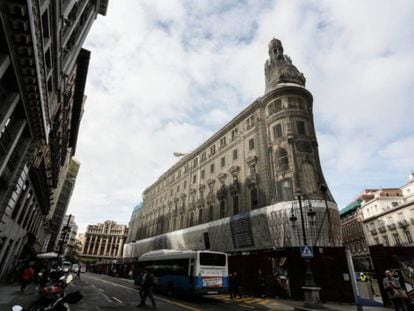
70,273,272,310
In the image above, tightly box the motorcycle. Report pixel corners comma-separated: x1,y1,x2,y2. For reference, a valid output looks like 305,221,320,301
13,274,83,311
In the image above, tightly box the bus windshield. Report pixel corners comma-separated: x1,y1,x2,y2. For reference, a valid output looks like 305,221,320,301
199,252,226,266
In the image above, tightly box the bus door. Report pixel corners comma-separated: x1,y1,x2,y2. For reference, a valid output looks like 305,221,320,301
189,259,194,284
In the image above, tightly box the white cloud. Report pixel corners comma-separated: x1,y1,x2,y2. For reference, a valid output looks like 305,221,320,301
68,0,414,231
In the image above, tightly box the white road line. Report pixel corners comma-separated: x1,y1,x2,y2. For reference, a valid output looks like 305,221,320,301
112,296,122,303
86,274,200,311
91,284,96,288
98,288,104,292
99,291,112,303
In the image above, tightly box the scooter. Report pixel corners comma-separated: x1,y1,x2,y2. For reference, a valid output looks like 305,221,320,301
13,274,83,311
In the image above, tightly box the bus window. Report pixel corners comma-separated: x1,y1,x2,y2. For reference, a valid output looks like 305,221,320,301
200,252,226,266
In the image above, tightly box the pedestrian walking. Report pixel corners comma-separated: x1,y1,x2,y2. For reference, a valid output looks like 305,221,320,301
258,269,266,298
76,268,81,279
20,264,34,292
138,269,156,308
383,270,409,311
232,272,242,299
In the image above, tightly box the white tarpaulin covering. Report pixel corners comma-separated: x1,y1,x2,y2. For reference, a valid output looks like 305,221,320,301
36,252,59,259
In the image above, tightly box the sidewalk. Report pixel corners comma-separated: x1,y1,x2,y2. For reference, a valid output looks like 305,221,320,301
0,282,39,310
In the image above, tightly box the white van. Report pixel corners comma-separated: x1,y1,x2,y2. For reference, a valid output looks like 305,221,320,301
62,261,71,273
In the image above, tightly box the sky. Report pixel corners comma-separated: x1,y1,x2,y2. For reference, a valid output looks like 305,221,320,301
68,0,414,233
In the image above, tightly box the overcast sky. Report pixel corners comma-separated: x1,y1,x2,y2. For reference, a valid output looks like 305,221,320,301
68,0,414,233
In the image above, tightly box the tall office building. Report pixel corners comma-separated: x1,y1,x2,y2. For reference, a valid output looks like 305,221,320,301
0,0,108,280
124,39,341,258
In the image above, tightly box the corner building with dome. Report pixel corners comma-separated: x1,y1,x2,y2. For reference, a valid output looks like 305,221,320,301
124,39,341,258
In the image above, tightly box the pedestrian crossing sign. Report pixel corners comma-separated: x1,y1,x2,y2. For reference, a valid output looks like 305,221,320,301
300,245,314,258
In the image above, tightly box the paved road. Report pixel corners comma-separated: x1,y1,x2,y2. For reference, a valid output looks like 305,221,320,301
69,273,283,310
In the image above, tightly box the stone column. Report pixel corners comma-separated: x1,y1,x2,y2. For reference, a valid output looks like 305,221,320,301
117,237,123,257
92,235,98,255
97,236,103,256
103,236,109,256
86,235,92,254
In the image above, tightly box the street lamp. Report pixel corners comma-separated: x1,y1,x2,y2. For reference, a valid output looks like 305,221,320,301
289,193,322,309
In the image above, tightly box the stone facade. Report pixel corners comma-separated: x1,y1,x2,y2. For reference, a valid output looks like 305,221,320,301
56,214,78,258
362,175,414,247
0,0,108,280
81,221,128,263
125,39,340,257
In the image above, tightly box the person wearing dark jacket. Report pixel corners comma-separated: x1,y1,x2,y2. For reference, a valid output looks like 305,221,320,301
231,272,242,299
138,270,156,308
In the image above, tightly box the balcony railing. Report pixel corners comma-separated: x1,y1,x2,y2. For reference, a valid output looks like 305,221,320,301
398,219,409,229
387,223,397,231
378,225,387,233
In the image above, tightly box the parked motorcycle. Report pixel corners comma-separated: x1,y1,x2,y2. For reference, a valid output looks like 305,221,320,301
13,274,83,311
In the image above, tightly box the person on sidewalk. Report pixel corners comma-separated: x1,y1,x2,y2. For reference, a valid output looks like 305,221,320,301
232,272,242,299
383,270,408,311
20,264,34,292
257,269,266,298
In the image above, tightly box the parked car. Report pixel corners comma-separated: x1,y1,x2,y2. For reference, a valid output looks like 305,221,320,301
62,261,71,273
71,264,79,273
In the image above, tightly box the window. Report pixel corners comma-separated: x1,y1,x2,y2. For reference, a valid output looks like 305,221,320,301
251,188,258,209
405,231,413,243
273,124,283,139
276,148,289,171
296,121,306,135
220,136,227,148
208,204,213,221
232,149,238,160
231,128,238,141
393,233,401,245
198,209,203,224
183,181,187,189
176,185,180,193
220,200,225,218
246,115,255,130
201,151,207,162
374,237,380,245
248,138,255,151
221,157,226,167
193,157,198,167
383,235,390,246
192,175,197,184
392,202,398,207
201,170,205,179
210,145,216,155
233,195,239,215
210,163,215,173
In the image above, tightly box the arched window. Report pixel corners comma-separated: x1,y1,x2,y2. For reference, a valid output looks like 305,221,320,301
250,188,258,210
276,148,289,171
233,195,239,215
220,200,226,218
208,204,214,221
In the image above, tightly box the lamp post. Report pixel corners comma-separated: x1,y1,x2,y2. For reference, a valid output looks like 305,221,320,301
289,193,322,309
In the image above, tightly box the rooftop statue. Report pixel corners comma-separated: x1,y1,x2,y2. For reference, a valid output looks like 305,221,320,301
264,38,306,94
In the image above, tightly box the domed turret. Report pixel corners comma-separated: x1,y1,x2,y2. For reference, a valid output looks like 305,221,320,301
264,38,306,94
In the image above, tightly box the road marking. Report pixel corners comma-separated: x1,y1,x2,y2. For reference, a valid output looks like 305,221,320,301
112,296,122,303
99,291,112,303
86,274,200,311
91,284,96,288
239,304,255,309
98,288,104,292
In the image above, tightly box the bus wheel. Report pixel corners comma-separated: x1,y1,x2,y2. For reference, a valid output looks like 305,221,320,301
167,283,174,297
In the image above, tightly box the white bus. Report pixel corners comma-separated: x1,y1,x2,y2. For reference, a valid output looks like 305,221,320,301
138,249,228,296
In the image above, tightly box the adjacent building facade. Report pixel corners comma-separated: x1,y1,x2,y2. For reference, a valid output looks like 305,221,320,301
340,174,414,270
124,39,341,258
56,214,78,258
0,0,108,280
81,221,128,263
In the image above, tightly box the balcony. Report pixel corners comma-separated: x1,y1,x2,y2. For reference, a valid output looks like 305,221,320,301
387,223,397,231
378,225,387,233
370,229,378,236
398,219,409,229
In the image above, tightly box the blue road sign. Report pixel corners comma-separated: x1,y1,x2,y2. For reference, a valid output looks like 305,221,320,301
300,245,314,258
